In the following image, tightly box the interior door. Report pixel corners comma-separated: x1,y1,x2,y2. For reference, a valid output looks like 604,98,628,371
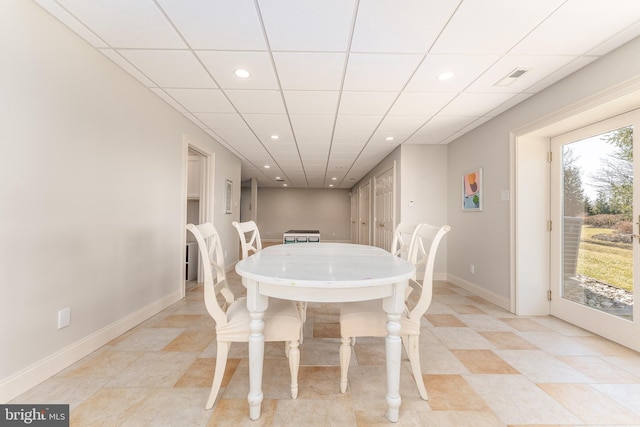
350,191,358,244
550,109,639,351
358,181,371,246
374,166,394,250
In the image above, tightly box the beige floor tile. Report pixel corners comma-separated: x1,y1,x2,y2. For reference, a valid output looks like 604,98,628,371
495,350,592,383
272,399,357,426
479,331,538,350
105,351,199,388
464,375,582,425
423,374,488,411
538,383,640,424
313,322,341,338
425,314,468,327
416,409,506,427
209,398,277,427
498,317,550,331
448,304,487,314
430,327,496,350
163,329,216,352
591,384,640,416
451,350,519,374
557,356,640,383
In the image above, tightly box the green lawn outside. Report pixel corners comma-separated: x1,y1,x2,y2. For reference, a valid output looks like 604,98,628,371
576,225,633,292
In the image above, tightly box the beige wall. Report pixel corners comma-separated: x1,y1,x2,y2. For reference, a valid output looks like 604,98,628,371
0,0,241,401
256,188,351,242
446,35,640,306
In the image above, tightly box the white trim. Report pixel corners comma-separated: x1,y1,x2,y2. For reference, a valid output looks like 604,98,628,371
447,274,511,311
0,290,182,403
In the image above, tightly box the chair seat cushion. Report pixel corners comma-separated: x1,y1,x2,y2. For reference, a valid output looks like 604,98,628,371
340,300,419,338
217,297,301,342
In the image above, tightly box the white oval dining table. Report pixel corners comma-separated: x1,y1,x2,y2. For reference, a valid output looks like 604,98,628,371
235,242,416,423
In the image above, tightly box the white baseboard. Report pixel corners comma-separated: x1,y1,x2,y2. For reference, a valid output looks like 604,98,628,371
446,274,511,312
0,290,182,403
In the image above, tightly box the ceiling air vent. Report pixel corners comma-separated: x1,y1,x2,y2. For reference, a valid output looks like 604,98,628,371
494,68,529,87
276,178,285,182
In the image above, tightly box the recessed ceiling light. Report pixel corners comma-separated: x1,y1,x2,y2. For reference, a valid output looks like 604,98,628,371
283,183,288,187
438,71,454,80
264,165,270,169
234,69,250,78
275,176,281,180
331,177,337,180
329,184,334,187
385,136,394,141
270,135,279,140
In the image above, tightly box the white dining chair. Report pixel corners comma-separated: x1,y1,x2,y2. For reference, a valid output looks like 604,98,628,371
231,220,262,260
232,220,309,343
186,223,302,408
339,223,451,399
390,222,422,260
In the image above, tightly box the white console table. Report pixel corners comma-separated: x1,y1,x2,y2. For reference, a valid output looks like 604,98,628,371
283,229,320,244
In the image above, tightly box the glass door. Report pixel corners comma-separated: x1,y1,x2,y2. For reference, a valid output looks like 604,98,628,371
550,109,639,351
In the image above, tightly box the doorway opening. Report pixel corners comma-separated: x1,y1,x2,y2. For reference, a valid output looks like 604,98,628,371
182,136,215,298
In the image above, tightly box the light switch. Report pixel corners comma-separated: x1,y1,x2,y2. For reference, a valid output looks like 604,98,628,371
500,190,510,202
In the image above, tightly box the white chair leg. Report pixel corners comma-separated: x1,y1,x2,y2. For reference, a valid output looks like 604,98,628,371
288,340,300,399
407,335,428,400
206,341,230,409
339,337,352,393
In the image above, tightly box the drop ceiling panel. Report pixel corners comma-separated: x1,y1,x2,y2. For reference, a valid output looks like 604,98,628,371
57,0,185,48
343,54,424,91
467,55,578,93
197,51,278,90
258,0,356,51
242,114,291,131
438,92,515,117
351,0,461,53
406,54,500,92
430,0,565,54
224,90,286,114
290,115,336,133
165,89,235,113
377,116,428,135
332,132,372,145
338,92,399,115
273,53,347,91
283,91,340,115
388,92,458,116
118,50,216,88
334,116,382,134
512,0,640,55
195,113,250,131
155,0,266,50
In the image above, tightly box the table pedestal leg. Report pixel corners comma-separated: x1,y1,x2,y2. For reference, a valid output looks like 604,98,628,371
248,310,265,420
385,311,402,422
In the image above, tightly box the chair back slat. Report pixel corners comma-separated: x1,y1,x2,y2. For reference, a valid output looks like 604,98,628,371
390,222,421,260
186,223,234,326
232,220,262,259
406,224,451,323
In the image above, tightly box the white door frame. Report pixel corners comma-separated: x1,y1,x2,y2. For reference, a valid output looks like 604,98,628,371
511,80,640,317
181,135,215,298
373,164,395,250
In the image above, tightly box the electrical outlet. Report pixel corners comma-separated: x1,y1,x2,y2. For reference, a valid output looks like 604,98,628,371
58,308,71,329
469,264,475,274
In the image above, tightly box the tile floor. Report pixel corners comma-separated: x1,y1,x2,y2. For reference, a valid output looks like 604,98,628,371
12,272,640,426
